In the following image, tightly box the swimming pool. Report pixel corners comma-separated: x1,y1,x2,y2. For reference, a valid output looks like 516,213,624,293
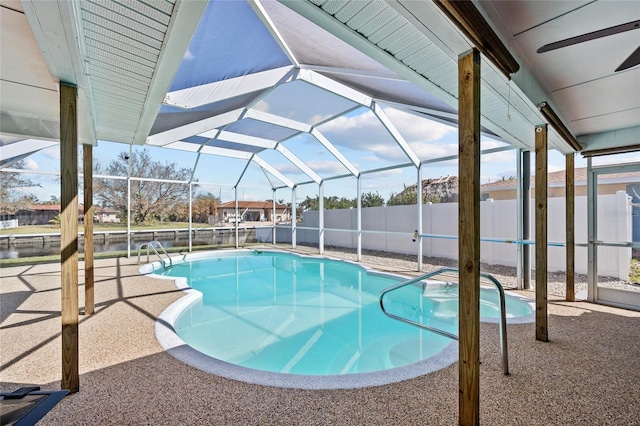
144,250,534,389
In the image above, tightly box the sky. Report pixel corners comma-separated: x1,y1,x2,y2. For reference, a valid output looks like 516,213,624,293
6,0,640,205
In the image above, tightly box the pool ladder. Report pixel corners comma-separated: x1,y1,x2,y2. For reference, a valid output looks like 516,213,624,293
137,240,173,269
379,267,509,375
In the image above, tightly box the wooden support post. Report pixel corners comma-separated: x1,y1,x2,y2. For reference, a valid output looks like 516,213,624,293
60,82,79,392
535,125,549,342
458,48,481,426
566,154,575,302
83,145,94,315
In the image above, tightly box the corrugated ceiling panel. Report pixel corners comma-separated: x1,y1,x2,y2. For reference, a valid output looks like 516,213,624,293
90,96,142,116
87,54,155,79
116,0,172,26
358,7,397,37
86,43,157,69
87,62,150,86
86,46,155,75
91,74,149,96
85,32,160,62
377,26,418,51
82,15,164,49
367,16,405,44
92,87,146,107
394,38,430,61
404,43,444,70
333,0,368,22
480,86,531,147
80,0,174,142
319,0,348,15
91,67,149,91
82,1,166,38
151,0,176,16
345,2,387,30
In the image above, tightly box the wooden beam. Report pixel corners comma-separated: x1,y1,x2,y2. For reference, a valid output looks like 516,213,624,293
458,48,481,426
566,154,575,302
60,83,79,392
433,0,519,78
535,125,548,342
83,144,95,315
537,102,581,152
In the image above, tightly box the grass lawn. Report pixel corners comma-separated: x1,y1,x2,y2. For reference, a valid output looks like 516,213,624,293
630,258,640,283
0,221,214,235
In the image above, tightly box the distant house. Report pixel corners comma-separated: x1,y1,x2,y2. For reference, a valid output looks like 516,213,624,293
15,204,60,225
217,201,291,223
480,167,640,200
15,204,120,225
80,206,120,223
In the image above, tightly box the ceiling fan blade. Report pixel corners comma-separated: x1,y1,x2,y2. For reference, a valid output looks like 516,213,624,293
537,20,640,53
616,45,640,72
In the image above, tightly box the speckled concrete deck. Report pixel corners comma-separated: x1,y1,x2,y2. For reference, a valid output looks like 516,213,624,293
1,249,639,425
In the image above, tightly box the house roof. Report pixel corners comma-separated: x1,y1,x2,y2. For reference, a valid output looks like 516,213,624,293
28,204,61,211
26,204,118,213
481,167,640,191
218,201,289,210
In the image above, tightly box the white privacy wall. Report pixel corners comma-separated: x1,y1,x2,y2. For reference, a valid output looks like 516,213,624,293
279,191,631,279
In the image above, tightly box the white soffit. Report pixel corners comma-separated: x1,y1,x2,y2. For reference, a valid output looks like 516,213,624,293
20,0,207,145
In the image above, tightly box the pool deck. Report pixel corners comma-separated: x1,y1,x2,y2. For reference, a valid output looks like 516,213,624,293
2,248,639,425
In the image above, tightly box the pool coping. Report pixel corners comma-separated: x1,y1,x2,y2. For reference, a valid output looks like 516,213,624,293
143,248,534,389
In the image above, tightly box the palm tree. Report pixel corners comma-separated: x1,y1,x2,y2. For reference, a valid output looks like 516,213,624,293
48,213,61,228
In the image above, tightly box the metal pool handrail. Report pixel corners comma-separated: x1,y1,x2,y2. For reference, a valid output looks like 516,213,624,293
137,240,173,269
379,267,509,375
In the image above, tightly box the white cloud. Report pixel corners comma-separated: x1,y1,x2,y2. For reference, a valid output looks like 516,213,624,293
408,141,457,159
254,99,270,113
22,158,40,171
481,150,515,163
308,113,333,125
183,49,195,61
42,146,60,160
383,107,456,142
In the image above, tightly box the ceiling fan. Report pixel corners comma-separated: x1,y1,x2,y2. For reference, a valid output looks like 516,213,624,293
537,20,640,72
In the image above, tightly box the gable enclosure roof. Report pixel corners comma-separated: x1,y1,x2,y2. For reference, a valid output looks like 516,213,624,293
1,0,639,185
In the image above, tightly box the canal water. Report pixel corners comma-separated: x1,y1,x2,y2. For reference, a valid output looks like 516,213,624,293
0,227,274,259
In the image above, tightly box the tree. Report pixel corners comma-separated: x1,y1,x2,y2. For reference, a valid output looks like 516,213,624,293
361,191,385,207
176,192,220,223
94,149,193,224
299,195,358,212
387,186,417,206
0,161,41,219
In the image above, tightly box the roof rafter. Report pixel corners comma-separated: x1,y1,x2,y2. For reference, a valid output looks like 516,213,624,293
297,69,372,107
253,155,294,188
146,108,244,146
249,0,300,67
372,102,420,167
311,127,360,177
275,144,322,184
163,66,295,110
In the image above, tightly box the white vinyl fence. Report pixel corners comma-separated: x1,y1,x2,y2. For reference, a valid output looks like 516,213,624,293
278,191,632,280
0,219,18,230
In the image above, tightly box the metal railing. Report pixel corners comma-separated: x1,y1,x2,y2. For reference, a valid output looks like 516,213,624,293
379,267,509,375
137,240,173,269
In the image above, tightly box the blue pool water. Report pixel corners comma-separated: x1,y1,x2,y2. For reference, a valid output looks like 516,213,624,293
152,250,533,379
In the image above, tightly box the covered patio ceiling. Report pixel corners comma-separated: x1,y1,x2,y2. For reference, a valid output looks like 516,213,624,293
1,0,639,183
